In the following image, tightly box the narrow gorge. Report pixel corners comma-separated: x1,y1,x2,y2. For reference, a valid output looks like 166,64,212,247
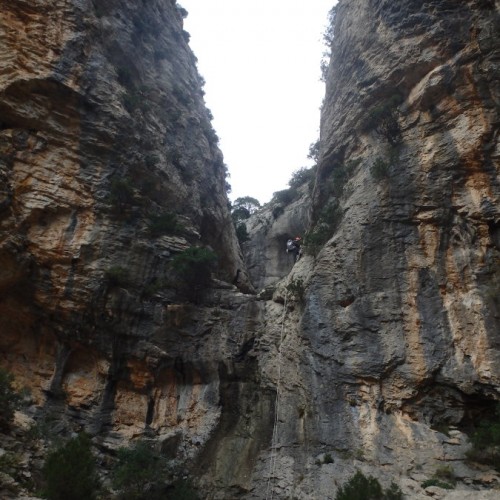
0,1,499,499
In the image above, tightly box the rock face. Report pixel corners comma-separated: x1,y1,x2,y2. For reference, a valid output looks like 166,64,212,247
243,185,311,291
1,0,499,499
0,0,256,486
235,0,500,498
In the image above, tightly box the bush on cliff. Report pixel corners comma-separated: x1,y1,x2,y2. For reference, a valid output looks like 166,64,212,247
0,368,21,431
109,177,135,208
335,470,403,500
235,222,250,244
171,247,217,302
105,266,130,288
466,403,500,470
42,433,99,500
113,441,167,499
288,167,314,189
148,212,182,237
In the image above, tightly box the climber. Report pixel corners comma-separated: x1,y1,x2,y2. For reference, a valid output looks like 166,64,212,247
286,236,302,262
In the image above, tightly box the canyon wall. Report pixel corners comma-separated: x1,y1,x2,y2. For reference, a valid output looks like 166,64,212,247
238,0,500,498
0,0,499,499
0,0,260,491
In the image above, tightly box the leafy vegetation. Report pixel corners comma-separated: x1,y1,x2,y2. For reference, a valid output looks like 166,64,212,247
148,212,182,237
235,223,250,244
167,479,200,500
321,7,338,81
171,247,217,302
434,465,456,486
286,278,306,303
231,206,250,224
113,441,167,499
371,157,390,180
466,403,500,470
335,470,403,500
305,201,342,256
0,368,21,431
363,94,404,145
308,140,320,163
421,478,454,490
232,196,261,214
109,177,135,208
105,266,130,288
288,167,315,189
272,206,284,219
230,196,260,245
272,188,298,206
42,433,99,500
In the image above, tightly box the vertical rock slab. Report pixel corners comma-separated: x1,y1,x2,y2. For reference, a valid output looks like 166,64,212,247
0,0,252,461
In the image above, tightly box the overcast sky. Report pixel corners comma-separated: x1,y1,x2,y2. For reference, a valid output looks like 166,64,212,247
180,0,336,204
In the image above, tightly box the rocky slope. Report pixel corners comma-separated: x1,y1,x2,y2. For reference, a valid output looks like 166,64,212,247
0,0,499,499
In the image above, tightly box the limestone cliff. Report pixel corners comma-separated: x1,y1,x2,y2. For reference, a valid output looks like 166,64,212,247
237,0,500,498
0,0,257,494
1,0,500,499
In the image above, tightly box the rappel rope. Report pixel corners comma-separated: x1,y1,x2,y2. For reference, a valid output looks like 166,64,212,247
265,279,290,500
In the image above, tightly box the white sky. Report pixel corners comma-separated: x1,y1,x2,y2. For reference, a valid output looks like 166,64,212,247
180,0,336,204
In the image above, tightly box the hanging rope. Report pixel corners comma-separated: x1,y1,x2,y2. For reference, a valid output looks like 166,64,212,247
265,280,290,500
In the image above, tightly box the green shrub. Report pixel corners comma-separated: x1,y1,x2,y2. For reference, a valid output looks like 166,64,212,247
171,247,217,302
109,177,135,207
431,423,450,437
434,465,456,484
113,441,166,499
286,278,305,303
323,453,334,464
371,157,390,180
384,482,405,499
421,478,454,490
105,266,130,287
231,206,250,224
363,94,404,145
331,165,348,197
304,224,332,256
288,167,314,189
235,223,250,244
335,470,383,499
466,403,500,470
471,407,500,449
305,202,342,256
232,196,261,214
148,212,182,237
0,368,21,431
272,188,297,206
167,479,200,500
335,470,403,500
142,279,165,298
272,206,284,219
42,433,99,500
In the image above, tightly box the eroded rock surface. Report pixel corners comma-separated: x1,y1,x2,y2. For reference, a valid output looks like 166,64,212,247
243,0,500,498
0,0,258,496
0,0,499,499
